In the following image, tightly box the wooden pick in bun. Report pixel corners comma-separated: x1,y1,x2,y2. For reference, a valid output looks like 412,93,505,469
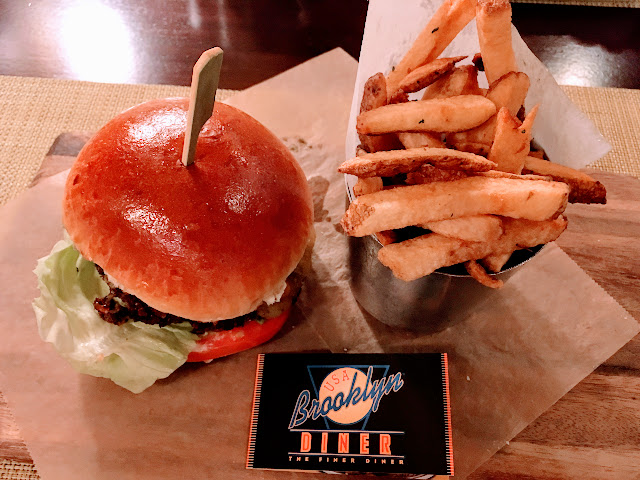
62,97,314,364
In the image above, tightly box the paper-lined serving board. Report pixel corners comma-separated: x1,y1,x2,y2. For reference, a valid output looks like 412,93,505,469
2,132,639,479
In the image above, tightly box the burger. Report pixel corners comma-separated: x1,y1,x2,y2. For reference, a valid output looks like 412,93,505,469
33,98,314,393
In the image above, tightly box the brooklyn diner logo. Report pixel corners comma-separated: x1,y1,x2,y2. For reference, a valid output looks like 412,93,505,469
289,366,404,428
287,364,406,465
246,353,453,475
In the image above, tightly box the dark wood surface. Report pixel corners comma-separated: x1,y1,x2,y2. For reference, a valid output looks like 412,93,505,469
471,171,640,479
0,1,638,89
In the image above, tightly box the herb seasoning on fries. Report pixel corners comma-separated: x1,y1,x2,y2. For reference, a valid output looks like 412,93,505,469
340,0,606,289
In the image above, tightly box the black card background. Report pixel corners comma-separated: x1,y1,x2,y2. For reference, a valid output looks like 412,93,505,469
248,353,452,475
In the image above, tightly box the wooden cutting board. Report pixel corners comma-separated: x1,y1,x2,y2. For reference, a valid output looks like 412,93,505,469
2,132,639,479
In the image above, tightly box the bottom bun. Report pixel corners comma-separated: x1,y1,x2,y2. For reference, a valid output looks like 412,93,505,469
186,310,290,363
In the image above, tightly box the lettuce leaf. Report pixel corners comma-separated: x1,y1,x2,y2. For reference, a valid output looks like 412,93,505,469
33,239,198,393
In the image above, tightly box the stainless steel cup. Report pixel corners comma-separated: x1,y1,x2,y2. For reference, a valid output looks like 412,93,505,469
348,224,541,333
343,174,542,332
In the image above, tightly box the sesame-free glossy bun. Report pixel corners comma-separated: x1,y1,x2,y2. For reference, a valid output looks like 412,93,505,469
63,98,313,321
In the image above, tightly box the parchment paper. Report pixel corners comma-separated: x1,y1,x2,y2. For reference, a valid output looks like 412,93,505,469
0,47,637,480
345,0,612,179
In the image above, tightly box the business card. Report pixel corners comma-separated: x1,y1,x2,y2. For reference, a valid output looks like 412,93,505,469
246,353,453,476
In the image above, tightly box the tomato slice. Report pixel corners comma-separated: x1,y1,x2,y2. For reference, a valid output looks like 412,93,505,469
186,309,290,363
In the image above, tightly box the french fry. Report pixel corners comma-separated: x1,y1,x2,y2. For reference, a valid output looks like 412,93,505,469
386,0,477,97
476,0,518,84
360,73,388,112
486,71,530,116
398,56,467,93
481,251,513,273
447,72,530,149
488,105,537,174
375,230,397,246
481,215,568,272
523,156,607,204
389,89,410,104
447,118,495,148
497,216,567,251
358,73,402,153
528,149,546,159
423,215,503,243
341,177,569,237
377,216,567,281
465,260,504,288
357,95,497,135
520,104,537,131
353,177,384,197
472,52,484,71
338,147,496,178
476,170,551,181
398,132,445,149
452,141,491,157
421,65,482,100
406,166,470,184
378,234,488,281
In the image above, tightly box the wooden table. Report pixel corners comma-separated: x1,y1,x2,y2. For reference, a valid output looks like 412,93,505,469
470,171,640,479
1,0,639,478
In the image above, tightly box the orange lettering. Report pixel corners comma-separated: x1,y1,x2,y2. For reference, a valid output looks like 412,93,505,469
380,434,391,455
360,433,370,454
321,432,328,453
338,432,349,453
300,432,312,453
323,382,334,392
332,373,339,384
342,369,350,381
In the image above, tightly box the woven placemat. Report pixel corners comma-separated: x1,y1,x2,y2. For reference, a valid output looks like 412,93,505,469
0,76,237,206
561,85,640,177
0,460,38,480
512,0,639,7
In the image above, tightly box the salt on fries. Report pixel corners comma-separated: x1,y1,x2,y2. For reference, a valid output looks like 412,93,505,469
341,0,606,288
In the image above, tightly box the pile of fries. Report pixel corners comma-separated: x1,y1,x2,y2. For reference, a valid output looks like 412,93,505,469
340,0,606,288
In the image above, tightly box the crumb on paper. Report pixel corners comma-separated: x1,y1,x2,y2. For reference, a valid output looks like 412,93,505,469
281,135,318,153
467,376,471,381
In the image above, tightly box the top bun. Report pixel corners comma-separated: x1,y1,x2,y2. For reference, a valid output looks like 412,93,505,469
63,98,313,321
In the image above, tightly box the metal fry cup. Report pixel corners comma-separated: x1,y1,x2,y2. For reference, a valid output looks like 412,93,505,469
344,179,541,332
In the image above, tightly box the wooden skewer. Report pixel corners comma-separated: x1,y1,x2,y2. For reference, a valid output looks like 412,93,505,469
182,47,224,167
